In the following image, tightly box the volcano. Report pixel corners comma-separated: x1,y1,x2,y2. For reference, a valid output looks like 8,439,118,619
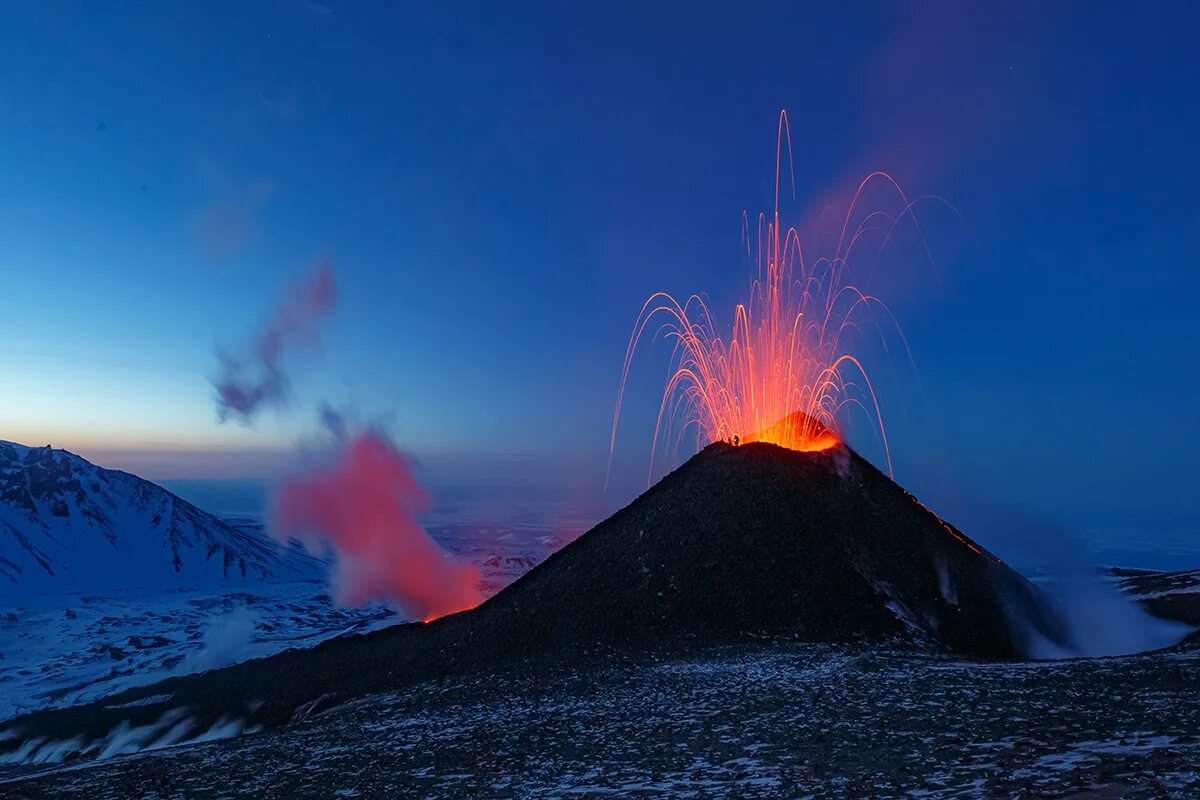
461,436,1061,658
0,437,1064,763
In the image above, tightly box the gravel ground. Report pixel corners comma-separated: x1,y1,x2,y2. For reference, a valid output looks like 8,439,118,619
2,641,1197,799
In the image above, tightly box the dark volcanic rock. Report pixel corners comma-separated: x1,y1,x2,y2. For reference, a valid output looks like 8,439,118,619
11,644,1199,799
462,441,1060,659
0,441,1064,762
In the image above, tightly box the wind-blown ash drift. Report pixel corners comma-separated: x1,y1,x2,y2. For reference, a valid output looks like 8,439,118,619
0,438,1070,764
273,432,481,621
213,262,336,421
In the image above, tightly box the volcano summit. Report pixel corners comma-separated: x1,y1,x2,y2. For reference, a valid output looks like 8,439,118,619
0,437,1064,764
475,437,1063,659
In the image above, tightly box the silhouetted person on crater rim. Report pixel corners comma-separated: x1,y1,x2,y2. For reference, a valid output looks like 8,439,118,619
732,435,740,446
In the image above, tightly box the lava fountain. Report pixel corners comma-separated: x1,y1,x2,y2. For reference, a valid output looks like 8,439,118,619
611,111,925,483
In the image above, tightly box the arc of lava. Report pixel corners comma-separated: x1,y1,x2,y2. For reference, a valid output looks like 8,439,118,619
610,110,927,485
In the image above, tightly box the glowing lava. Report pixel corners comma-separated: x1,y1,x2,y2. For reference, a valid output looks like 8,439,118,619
611,111,921,481
743,410,840,452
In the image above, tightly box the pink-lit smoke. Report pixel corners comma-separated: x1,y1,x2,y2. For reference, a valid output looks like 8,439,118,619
272,431,483,621
214,262,336,421
213,266,479,620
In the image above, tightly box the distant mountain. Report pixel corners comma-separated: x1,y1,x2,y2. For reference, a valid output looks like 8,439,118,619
0,441,318,593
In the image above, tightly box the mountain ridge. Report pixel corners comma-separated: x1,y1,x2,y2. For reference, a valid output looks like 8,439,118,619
0,440,318,592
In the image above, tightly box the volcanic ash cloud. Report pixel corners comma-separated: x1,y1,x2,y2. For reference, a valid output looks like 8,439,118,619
213,262,336,422
272,431,482,621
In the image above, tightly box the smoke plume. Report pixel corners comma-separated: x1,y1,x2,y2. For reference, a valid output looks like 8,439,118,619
178,608,259,675
932,492,1191,657
1023,559,1190,659
214,262,336,421
272,431,482,621
212,266,478,621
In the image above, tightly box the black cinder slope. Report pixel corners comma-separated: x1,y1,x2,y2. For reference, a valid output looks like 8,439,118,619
460,440,1061,658
0,441,1064,762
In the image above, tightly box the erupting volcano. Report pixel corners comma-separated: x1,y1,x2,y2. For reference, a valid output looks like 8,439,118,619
613,111,918,479
0,117,1071,766
0,435,1071,766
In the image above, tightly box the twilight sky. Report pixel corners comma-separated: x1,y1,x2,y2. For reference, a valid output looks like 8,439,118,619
1,3,1197,555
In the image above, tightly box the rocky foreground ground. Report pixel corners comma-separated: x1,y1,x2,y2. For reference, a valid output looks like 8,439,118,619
2,639,1197,799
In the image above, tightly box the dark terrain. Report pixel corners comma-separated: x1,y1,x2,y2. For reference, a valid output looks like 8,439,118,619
2,637,1198,798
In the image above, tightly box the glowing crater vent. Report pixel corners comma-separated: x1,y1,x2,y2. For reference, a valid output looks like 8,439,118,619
611,111,918,482
744,411,839,452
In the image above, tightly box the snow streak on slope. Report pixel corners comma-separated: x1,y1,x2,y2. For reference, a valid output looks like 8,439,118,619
0,442,319,595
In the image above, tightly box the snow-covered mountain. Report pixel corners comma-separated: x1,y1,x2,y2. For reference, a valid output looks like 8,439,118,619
0,441,588,719
0,441,318,594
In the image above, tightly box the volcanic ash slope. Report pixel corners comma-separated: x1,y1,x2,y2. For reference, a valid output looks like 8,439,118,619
463,439,1062,659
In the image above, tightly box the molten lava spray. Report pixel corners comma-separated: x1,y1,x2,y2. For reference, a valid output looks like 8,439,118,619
611,111,916,480
214,262,336,421
273,431,482,621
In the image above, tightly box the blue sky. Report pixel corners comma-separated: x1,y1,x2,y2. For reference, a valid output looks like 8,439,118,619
1,2,1198,554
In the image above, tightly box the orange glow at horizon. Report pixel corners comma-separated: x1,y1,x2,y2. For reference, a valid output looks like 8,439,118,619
611,111,921,482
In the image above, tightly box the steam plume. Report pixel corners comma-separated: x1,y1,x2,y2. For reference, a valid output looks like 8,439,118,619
272,431,482,621
214,262,336,421
178,608,258,675
935,493,1191,657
